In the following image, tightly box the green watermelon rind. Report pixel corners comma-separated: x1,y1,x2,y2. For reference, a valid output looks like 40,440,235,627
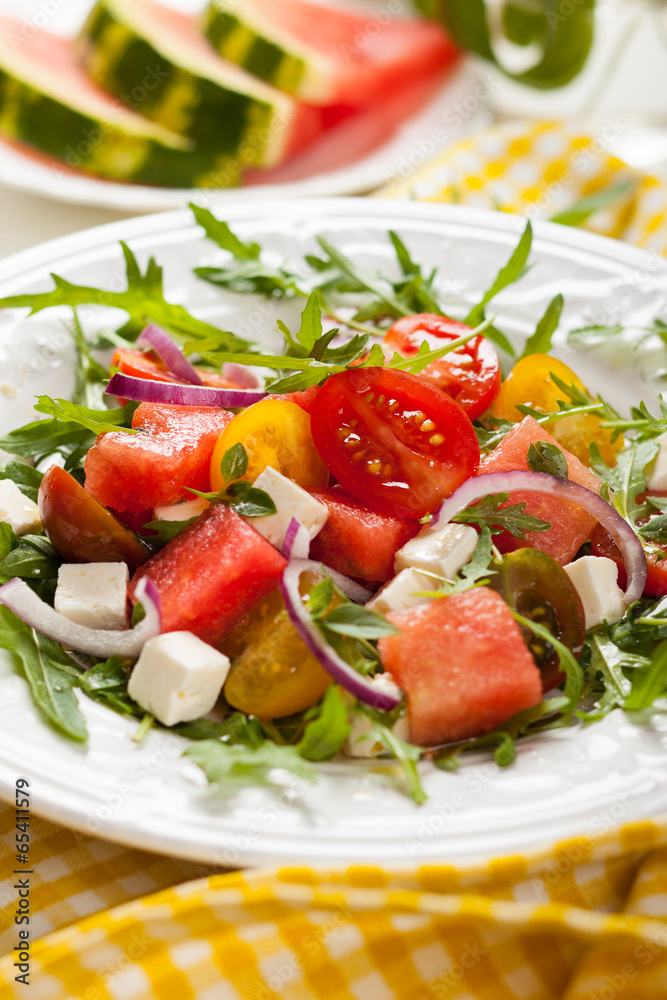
0,51,245,188
78,0,297,169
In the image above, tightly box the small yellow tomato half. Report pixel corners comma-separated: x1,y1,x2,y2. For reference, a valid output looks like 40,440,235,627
492,353,623,467
211,398,329,491
223,575,337,718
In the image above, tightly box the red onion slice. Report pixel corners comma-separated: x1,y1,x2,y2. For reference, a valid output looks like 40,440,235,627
434,471,647,606
282,517,311,560
280,559,401,710
107,372,267,408
0,576,161,658
282,518,372,603
138,325,203,386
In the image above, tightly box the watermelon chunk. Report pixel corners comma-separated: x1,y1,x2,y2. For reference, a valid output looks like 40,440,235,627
202,0,458,107
0,17,221,187
308,486,418,583
84,403,232,514
479,416,603,565
77,0,321,177
130,504,287,646
378,587,542,746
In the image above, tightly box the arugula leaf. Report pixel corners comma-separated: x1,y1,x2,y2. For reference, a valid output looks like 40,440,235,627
79,657,142,717
295,290,323,354
0,535,59,582
0,461,43,503
589,438,659,529
68,308,109,409
356,706,426,804
624,640,667,711
306,577,335,618
190,203,260,259
319,605,400,640
513,612,583,717
297,686,352,762
0,242,251,348
580,634,646,723
520,294,564,359
436,525,496,594
465,221,532,328
34,397,138,436
0,418,94,461
184,739,317,792
527,441,568,479
0,606,87,741
175,711,265,747
316,236,410,319
550,179,635,228
602,399,667,442
453,493,550,538
639,516,667,544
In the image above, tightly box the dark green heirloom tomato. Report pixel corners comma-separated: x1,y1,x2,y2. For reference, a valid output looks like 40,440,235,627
490,549,585,692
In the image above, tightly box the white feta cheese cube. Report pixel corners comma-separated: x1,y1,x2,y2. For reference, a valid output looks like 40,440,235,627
563,555,626,630
395,520,478,578
646,431,667,492
249,466,328,548
55,562,129,630
366,568,438,615
343,674,408,757
153,497,209,522
0,480,41,536
128,632,230,727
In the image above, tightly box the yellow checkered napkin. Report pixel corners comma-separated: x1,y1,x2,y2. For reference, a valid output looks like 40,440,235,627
381,120,667,256
2,808,667,998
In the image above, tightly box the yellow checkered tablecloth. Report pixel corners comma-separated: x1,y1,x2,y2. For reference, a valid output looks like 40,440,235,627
1,121,667,999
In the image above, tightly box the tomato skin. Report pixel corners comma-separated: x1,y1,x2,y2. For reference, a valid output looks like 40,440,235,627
492,354,623,468
111,348,241,389
272,385,321,414
382,314,501,420
38,465,149,571
592,524,667,597
211,398,329,491
311,367,480,519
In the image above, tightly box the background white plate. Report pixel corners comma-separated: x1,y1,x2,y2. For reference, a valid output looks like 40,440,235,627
0,0,486,211
0,199,666,868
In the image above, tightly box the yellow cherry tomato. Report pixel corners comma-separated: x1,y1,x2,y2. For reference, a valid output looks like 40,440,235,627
211,399,329,491
223,574,338,718
492,354,623,467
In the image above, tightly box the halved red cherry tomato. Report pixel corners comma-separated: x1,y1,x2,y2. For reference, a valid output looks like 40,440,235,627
38,465,149,571
112,348,240,389
311,367,479,519
382,314,501,420
592,524,667,597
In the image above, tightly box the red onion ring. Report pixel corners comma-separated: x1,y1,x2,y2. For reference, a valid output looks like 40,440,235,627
280,559,401,710
138,325,203,386
282,518,372,603
107,372,268,408
434,471,647,606
0,576,161,658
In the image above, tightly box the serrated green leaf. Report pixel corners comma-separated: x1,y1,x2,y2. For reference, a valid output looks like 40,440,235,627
184,740,317,793
520,294,564,358
453,492,550,538
465,222,532,327
34,397,138,436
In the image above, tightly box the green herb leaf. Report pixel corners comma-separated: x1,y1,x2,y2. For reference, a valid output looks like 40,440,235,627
306,577,334,619
356,706,426,805
465,222,532,328
176,711,265,748
625,640,667,711
0,461,43,503
296,291,323,353
590,438,659,529
139,518,197,547
0,606,87,741
0,535,59,582
224,482,277,518
0,418,94,461
297,686,352,761
320,604,400,641
453,492,551,538
437,525,496,594
513,612,583,717
190,204,260,260
550,179,635,228
520,294,564,358
184,740,317,793
527,441,569,479
34,397,138,436
220,442,248,485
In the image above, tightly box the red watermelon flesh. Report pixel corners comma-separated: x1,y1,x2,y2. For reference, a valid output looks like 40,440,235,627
379,587,542,746
232,0,458,107
84,403,232,514
130,503,287,646
309,485,418,583
479,416,603,565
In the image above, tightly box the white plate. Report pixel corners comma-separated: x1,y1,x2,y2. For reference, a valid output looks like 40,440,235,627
0,199,666,868
0,0,485,211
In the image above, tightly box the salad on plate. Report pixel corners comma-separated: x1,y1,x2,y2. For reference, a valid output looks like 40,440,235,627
0,207,666,805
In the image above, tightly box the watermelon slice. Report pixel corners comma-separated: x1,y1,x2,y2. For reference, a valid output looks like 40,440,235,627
308,486,418,583
479,417,603,565
0,17,229,187
378,587,543,746
202,0,458,107
130,503,287,646
77,0,321,176
84,403,233,514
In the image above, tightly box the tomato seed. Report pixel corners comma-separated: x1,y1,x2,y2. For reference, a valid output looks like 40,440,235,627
429,433,445,446
420,419,436,433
